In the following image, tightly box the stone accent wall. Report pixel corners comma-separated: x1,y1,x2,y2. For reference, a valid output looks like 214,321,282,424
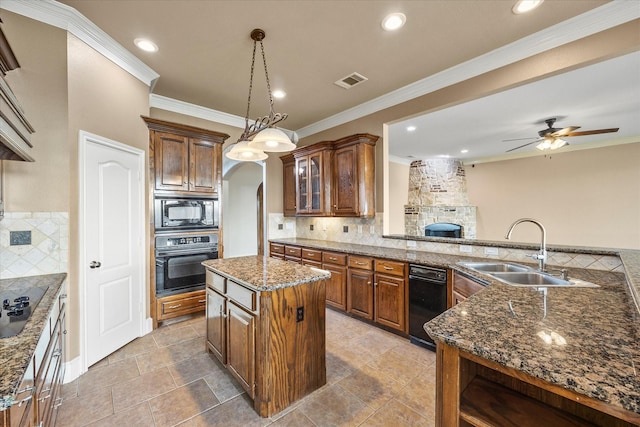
408,159,469,206
405,205,477,238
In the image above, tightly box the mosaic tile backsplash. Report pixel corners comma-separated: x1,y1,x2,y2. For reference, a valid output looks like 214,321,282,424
0,212,68,278
268,213,623,273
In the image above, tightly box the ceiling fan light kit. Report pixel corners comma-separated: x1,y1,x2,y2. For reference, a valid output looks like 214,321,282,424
225,28,294,162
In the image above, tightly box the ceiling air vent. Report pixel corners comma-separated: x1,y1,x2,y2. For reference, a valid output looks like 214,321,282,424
334,72,368,89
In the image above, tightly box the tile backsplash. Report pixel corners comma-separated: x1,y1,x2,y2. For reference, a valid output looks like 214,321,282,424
0,212,68,278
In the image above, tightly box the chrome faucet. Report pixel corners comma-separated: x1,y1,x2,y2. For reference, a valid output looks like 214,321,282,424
505,218,547,272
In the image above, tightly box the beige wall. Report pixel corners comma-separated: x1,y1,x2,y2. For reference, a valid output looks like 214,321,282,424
2,12,69,211
467,143,640,249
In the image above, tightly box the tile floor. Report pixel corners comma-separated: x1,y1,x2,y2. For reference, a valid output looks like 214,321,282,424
56,309,437,427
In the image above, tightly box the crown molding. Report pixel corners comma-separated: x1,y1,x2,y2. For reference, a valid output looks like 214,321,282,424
295,1,640,138
150,94,246,129
0,0,159,88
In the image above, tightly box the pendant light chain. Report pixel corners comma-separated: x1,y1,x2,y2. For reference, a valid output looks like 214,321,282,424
243,39,258,135
258,39,275,116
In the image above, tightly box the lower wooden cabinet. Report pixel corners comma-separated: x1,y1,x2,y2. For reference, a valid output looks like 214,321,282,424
226,301,256,398
374,273,405,331
156,289,206,322
323,251,348,311
205,287,226,363
2,292,66,427
347,266,375,320
451,271,485,308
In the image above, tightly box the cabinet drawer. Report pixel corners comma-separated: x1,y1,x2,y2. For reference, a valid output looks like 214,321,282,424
349,255,373,270
454,273,485,299
227,280,257,312
159,291,207,315
207,270,226,293
270,243,284,255
323,252,347,266
284,246,301,258
375,260,405,277
301,248,322,262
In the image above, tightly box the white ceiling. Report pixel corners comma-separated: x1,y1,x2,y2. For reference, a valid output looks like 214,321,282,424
5,0,639,162
388,51,640,163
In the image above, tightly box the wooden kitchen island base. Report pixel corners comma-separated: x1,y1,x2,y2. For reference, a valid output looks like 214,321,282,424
203,256,330,417
435,342,638,426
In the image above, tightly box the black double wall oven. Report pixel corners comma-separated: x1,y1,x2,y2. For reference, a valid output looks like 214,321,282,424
154,197,219,297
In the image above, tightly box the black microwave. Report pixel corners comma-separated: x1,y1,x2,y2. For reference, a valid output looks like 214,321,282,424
154,197,219,231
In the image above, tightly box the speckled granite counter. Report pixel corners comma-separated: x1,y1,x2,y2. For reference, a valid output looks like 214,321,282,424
0,273,66,410
202,255,330,291
270,238,640,418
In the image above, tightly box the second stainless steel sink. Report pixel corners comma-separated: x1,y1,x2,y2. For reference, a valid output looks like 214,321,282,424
458,262,599,288
460,262,531,273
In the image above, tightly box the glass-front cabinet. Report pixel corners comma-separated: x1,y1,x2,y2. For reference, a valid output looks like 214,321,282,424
296,152,326,215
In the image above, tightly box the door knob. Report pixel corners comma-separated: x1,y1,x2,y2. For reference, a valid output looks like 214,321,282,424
89,261,102,269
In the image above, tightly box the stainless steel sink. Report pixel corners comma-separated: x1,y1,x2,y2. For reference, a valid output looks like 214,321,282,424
459,262,531,273
458,262,599,288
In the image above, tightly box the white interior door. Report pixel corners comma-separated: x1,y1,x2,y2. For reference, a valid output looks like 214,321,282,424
80,131,144,368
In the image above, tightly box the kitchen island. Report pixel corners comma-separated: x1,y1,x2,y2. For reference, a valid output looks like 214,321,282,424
202,256,330,417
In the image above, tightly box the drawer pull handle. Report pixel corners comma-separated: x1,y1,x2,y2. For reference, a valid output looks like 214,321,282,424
355,261,365,265
329,257,337,261
383,266,394,271
167,304,182,309
367,281,372,286
198,299,206,303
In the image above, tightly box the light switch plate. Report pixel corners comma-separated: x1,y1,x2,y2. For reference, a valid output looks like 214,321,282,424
484,247,499,256
459,245,473,253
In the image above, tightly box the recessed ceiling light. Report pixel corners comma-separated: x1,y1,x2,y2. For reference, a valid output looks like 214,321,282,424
512,0,544,15
272,90,286,99
381,13,406,31
134,38,158,52
406,126,416,132
460,149,469,154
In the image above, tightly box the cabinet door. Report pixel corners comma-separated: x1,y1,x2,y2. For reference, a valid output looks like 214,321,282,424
308,152,323,213
227,301,255,398
296,157,308,213
333,145,357,216
347,269,374,320
324,263,347,311
282,158,297,216
375,273,405,331
206,288,227,363
189,139,219,194
154,132,190,191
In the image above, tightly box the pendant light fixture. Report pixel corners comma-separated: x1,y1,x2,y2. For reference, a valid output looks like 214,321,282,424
226,29,295,161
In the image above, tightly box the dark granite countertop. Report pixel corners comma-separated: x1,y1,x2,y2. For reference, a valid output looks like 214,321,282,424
202,255,330,291
0,273,66,410
270,238,640,417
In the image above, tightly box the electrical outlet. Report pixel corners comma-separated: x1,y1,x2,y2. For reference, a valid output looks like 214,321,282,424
310,224,314,231
357,225,363,234
407,240,416,247
296,306,304,322
278,223,283,230
343,225,349,233
459,245,473,253
484,247,499,256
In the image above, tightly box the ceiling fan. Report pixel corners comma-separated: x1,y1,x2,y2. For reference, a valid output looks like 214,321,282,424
505,118,619,152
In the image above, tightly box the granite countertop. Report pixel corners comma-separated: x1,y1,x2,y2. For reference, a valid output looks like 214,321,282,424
202,255,330,291
270,237,640,417
0,273,67,410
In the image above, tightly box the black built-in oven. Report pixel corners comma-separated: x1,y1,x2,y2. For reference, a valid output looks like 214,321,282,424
154,197,219,232
155,233,218,297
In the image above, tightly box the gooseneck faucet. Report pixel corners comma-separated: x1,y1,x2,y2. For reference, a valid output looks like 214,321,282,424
505,218,547,272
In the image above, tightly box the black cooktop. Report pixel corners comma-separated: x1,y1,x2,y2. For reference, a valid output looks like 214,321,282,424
0,287,47,338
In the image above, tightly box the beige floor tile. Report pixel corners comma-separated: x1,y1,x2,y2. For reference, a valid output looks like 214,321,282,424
267,408,316,426
325,351,355,384
149,379,220,427
60,379,78,400
359,399,433,427
394,341,438,366
367,348,423,386
87,402,155,427
394,374,437,420
56,386,113,427
77,357,140,396
297,383,375,427
168,352,224,386
152,323,200,347
202,364,245,403
337,363,403,410
177,394,270,427
107,334,159,364
136,336,207,374
111,367,177,412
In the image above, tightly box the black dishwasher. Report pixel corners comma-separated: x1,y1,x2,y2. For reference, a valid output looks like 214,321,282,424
408,264,448,351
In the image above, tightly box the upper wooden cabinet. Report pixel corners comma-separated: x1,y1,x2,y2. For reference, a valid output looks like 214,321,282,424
142,116,229,196
281,134,378,218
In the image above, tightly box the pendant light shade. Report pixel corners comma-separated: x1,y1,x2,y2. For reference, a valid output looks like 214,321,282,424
226,140,268,161
249,128,296,152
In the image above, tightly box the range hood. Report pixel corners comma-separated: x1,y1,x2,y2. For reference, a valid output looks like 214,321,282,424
0,19,34,162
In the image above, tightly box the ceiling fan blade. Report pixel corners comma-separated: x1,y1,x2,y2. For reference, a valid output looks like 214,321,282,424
564,128,619,137
502,137,538,142
551,126,580,137
506,139,540,152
